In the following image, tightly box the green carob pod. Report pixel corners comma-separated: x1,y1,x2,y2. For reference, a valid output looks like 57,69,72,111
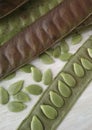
17,36,92,130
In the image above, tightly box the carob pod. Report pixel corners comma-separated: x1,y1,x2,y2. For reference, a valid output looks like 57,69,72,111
76,15,92,31
17,36,92,130
0,0,63,45
0,0,91,46
0,0,29,19
0,0,92,80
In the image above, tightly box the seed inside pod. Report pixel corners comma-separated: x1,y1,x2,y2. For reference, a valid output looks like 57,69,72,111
31,116,44,130
58,80,72,98
49,91,64,107
73,63,84,77
81,58,92,70
40,105,57,119
87,48,92,58
60,72,76,87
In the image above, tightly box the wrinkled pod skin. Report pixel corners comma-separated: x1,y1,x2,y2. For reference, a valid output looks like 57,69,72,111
0,0,29,19
0,0,92,80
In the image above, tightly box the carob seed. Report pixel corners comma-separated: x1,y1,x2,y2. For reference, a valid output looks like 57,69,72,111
40,53,54,64
20,64,33,73
73,63,84,77
40,105,57,119
42,69,53,85
31,116,43,130
58,80,72,98
13,91,30,103
53,46,61,58
72,33,82,45
8,101,26,112
50,91,64,107
8,80,24,95
0,87,9,105
81,58,92,70
87,48,92,58
59,53,73,61
60,40,69,53
31,67,42,82
60,72,76,87
25,84,43,95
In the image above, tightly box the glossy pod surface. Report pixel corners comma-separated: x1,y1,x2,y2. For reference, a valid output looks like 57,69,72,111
0,0,92,80
0,0,29,19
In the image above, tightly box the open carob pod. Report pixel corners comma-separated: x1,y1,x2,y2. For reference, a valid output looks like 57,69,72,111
0,0,92,80
0,0,29,19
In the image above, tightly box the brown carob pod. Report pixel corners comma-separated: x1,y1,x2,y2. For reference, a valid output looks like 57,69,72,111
0,0,29,19
0,0,92,80
76,15,92,31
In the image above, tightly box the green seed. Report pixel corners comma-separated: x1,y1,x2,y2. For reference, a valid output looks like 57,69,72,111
42,69,53,85
60,40,69,53
8,101,26,112
20,64,34,73
73,63,84,77
81,58,92,70
13,91,30,103
39,53,54,64
58,80,72,98
40,105,57,119
59,53,73,61
0,87,9,105
25,85,43,95
3,73,16,80
72,33,82,45
45,48,53,56
31,67,42,82
53,46,61,58
87,48,92,58
31,116,43,130
60,72,76,87
8,80,24,95
49,91,64,107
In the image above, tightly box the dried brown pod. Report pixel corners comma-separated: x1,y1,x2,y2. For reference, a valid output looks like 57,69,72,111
0,0,92,80
0,0,29,19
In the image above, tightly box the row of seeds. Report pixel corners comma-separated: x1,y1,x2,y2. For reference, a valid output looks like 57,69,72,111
29,37,92,130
